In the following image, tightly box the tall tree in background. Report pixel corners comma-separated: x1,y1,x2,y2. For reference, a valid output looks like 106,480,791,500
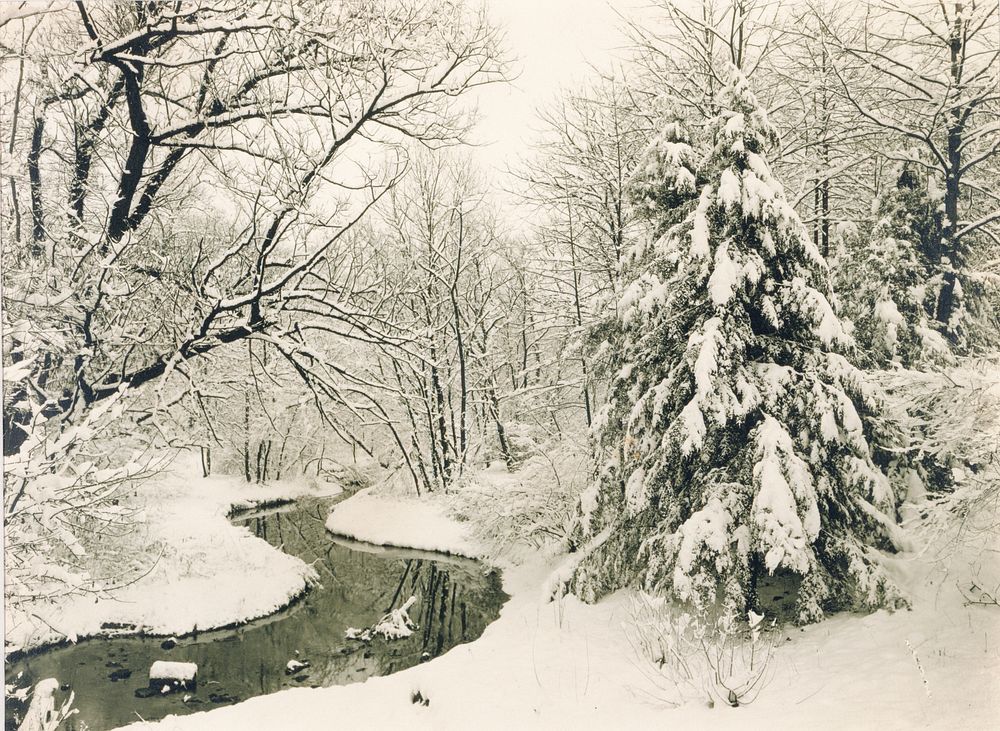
515,76,652,430
568,73,906,624
769,3,885,258
369,154,519,492
834,164,947,366
624,0,783,120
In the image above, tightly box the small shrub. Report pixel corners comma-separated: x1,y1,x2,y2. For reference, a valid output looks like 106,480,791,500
627,592,779,708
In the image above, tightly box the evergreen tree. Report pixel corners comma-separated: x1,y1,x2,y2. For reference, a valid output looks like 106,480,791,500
834,164,948,366
569,73,907,624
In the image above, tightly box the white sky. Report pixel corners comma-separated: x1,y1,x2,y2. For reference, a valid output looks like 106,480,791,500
471,0,634,178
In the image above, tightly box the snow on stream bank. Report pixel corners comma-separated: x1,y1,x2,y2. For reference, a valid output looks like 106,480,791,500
121,480,1000,731
5,454,341,656
324,487,484,559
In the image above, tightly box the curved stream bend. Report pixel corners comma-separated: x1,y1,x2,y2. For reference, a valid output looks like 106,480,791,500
5,496,507,731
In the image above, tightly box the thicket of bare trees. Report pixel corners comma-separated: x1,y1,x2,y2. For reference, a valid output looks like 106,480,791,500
2,0,507,605
523,0,1000,375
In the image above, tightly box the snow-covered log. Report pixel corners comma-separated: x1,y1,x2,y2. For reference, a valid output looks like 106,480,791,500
346,596,419,642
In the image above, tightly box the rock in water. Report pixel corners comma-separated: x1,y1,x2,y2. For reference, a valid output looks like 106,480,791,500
285,659,310,675
148,660,197,692
208,692,239,704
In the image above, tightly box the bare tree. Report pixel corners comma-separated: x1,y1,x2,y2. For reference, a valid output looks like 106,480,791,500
2,0,508,456
1,0,507,611
623,0,786,120
361,153,518,491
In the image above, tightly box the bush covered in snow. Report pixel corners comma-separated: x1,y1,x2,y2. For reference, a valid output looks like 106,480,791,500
452,439,589,555
875,358,1000,541
2,367,165,621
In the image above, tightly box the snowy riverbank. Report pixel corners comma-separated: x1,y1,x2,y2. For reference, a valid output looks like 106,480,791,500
120,471,1000,731
325,487,485,559
5,454,341,657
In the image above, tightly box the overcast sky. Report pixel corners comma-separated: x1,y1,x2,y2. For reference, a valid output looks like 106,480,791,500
471,0,634,177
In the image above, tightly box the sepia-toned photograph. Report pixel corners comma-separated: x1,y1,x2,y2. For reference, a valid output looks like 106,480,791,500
2,0,999,729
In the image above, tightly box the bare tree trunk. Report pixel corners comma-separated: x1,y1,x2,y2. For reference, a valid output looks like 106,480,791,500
567,199,593,427
934,6,966,334
200,446,211,478
449,212,469,471
27,114,45,252
428,342,451,487
520,285,530,390
243,389,252,483
488,382,514,471
7,44,27,243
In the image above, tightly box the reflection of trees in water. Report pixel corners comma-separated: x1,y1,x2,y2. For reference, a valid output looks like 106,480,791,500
238,500,503,668
393,559,468,654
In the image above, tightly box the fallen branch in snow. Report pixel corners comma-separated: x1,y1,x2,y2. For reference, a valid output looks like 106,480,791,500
345,596,419,642
959,580,1000,608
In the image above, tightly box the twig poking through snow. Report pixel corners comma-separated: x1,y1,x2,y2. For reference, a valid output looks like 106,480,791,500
905,639,932,698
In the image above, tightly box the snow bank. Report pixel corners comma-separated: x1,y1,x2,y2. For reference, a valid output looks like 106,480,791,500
325,488,483,558
17,678,75,731
118,540,1000,731
119,466,1000,731
5,453,341,656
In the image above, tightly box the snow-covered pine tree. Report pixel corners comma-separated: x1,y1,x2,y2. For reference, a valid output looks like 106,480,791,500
833,164,948,366
568,73,908,624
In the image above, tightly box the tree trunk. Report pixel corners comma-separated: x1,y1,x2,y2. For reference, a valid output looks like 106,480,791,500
243,389,252,483
567,200,592,427
488,384,514,471
934,6,965,335
27,114,45,252
200,446,211,478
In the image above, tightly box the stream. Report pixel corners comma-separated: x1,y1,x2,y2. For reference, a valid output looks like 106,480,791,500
4,496,507,731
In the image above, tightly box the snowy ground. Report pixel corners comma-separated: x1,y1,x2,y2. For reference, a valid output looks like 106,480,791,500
121,469,1000,731
4,453,341,656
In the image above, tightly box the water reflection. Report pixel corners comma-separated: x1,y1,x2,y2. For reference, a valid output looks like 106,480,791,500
5,497,507,731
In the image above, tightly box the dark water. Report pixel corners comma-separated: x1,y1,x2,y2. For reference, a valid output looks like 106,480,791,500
5,496,507,731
